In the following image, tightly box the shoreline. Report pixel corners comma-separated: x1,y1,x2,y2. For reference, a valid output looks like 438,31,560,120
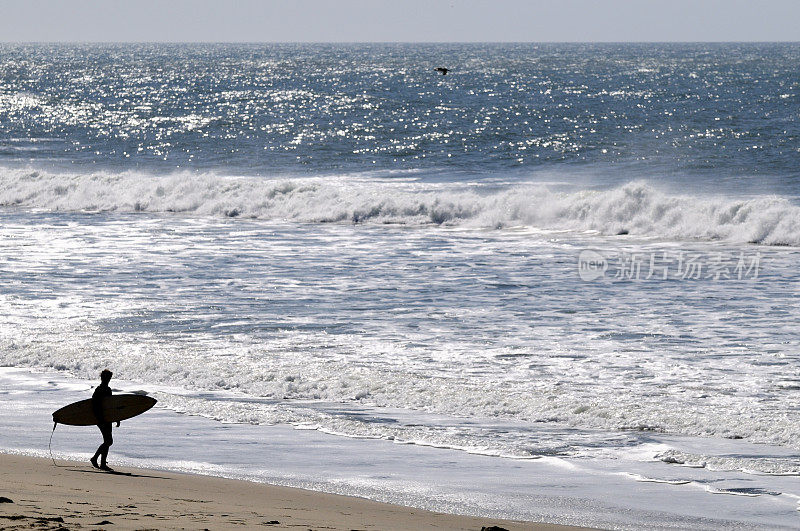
3,368,800,528
0,453,588,530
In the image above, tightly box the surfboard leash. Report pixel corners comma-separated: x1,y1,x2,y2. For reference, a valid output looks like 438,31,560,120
48,422,65,468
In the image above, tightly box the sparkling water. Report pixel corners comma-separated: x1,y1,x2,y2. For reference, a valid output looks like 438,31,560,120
1,43,799,528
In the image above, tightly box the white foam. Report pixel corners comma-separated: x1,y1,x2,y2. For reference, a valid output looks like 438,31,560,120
2,167,799,245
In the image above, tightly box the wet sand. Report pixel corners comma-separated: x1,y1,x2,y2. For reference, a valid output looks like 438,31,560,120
0,453,588,530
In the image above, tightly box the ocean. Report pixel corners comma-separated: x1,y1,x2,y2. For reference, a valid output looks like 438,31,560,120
1,43,799,529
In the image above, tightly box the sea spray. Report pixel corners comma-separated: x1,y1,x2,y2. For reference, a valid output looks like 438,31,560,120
2,168,799,246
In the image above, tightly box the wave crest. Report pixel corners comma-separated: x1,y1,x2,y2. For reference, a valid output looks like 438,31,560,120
2,168,799,245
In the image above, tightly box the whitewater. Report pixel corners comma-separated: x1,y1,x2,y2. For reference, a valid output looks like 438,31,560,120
3,168,800,245
1,43,800,528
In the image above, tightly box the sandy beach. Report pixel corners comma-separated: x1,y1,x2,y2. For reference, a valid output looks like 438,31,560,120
0,453,586,530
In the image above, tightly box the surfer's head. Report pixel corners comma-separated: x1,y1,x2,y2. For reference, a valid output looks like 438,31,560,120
100,369,113,383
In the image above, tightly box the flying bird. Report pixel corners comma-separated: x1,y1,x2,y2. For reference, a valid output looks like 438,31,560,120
435,67,449,75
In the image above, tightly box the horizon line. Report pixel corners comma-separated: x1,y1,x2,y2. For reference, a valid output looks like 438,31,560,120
2,40,799,45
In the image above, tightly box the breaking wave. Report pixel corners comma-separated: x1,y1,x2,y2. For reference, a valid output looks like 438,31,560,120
2,167,799,245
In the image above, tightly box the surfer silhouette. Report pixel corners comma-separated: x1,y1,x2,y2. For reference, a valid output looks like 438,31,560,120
90,369,119,471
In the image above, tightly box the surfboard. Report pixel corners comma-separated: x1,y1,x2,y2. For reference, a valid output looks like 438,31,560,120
52,394,157,426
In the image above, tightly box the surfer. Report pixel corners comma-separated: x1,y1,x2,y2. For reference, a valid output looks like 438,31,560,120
90,369,119,471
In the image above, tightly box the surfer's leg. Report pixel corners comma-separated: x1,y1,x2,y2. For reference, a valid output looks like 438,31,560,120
91,423,107,468
98,423,113,467
90,450,100,468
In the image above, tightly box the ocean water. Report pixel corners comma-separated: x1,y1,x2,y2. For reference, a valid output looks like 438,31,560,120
1,43,799,528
